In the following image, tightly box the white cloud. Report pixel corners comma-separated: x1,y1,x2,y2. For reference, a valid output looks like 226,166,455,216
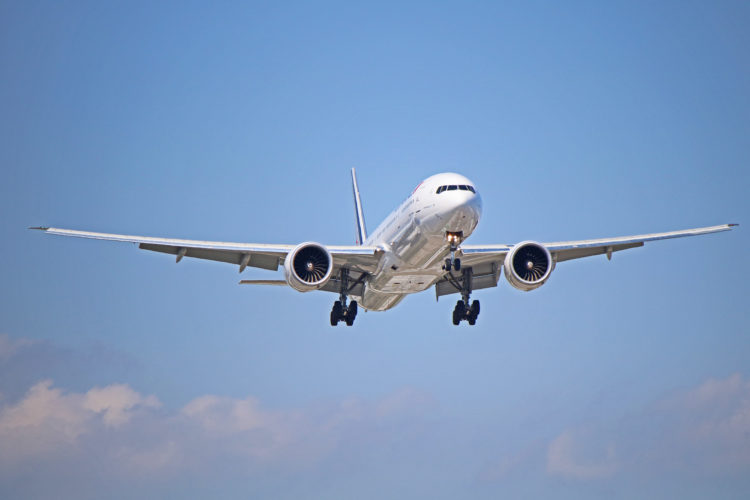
179,394,300,462
84,384,160,427
477,373,750,486
181,394,268,432
0,334,35,362
663,372,750,471
546,429,616,480
0,379,434,476
0,380,161,465
0,380,89,451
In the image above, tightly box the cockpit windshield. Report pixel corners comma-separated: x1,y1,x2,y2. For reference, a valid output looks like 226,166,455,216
436,184,476,194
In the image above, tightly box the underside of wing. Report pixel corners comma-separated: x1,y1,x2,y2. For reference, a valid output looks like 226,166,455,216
33,227,383,276
436,224,737,297
458,224,736,266
544,224,737,262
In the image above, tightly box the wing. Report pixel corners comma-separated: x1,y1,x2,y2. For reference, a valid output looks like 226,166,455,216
32,227,382,292
435,223,737,298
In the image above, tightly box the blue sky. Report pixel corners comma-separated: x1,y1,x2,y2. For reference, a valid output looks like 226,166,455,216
1,1,749,498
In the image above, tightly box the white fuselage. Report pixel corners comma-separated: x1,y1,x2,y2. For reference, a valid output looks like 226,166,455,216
357,173,482,311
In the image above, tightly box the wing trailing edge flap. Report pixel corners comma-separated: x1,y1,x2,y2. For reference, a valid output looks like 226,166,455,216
551,242,643,263
239,280,287,286
138,243,281,270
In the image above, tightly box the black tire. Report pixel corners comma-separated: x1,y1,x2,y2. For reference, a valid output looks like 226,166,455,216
444,258,452,272
453,300,465,325
467,317,476,326
455,300,466,315
331,301,343,326
345,301,357,326
454,258,461,271
470,300,480,316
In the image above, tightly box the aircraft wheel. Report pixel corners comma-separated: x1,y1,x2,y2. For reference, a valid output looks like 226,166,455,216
330,301,343,326
465,300,479,325
454,258,461,271
455,300,465,314
452,300,465,325
452,310,461,325
470,300,480,317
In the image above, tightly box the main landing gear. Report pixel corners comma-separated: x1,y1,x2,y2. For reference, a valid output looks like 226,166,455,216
330,268,358,326
453,299,480,326
451,267,480,326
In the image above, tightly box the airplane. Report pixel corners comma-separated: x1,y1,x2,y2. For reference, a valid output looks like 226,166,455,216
32,169,737,326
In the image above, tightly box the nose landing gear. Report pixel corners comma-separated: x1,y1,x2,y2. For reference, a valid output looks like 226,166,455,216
330,268,358,326
442,231,463,272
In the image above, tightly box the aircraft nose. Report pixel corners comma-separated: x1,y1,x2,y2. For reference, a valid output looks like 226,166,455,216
467,190,482,218
454,190,482,219
444,189,482,229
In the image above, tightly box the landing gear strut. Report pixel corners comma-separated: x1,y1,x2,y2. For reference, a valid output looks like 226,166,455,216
330,268,358,326
452,267,480,326
442,232,463,272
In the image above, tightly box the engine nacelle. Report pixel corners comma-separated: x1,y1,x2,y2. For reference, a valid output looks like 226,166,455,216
283,242,334,292
504,241,554,291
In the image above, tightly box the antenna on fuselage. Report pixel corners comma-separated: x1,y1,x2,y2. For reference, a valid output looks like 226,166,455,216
351,168,368,245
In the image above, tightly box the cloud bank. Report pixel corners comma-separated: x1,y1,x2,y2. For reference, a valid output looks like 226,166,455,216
2,334,748,498
0,377,436,479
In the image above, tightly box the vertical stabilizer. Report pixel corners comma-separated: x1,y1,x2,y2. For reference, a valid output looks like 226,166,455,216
351,168,368,245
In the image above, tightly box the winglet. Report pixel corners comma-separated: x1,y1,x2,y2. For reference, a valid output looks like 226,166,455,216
729,223,739,227
29,226,49,231
351,168,368,245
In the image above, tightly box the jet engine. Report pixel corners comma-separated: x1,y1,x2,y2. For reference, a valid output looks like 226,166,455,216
283,242,334,292
504,241,554,291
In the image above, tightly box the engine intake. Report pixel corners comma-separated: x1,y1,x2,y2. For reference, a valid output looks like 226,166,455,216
284,242,333,292
504,241,554,291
